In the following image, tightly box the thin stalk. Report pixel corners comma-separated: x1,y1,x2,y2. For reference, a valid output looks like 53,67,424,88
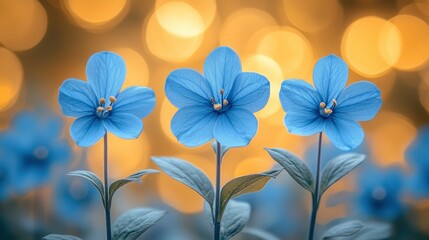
308,132,323,240
103,134,112,240
214,141,222,240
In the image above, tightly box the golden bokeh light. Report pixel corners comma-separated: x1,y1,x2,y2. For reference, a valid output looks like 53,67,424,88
415,0,429,17
366,112,417,167
390,14,429,71
341,16,401,77
87,133,150,179
144,11,203,62
282,0,343,33
418,71,429,113
242,54,283,121
233,157,275,178
0,0,47,51
247,27,314,81
220,8,277,55
155,0,217,31
155,2,204,37
111,47,149,88
0,47,23,111
160,97,179,143
63,0,129,31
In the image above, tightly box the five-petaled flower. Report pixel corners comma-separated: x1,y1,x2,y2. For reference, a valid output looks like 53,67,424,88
280,54,382,150
59,51,156,147
165,46,270,147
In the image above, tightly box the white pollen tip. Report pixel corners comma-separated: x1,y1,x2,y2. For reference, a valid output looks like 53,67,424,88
109,96,116,103
106,106,112,111
97,107,104,112
320,102,326,109
99,98,105,105
223,99,228,105
213,104,222,110
324,108,333,114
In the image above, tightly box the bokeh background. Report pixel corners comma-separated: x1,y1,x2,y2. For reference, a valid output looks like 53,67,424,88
1,0,429,239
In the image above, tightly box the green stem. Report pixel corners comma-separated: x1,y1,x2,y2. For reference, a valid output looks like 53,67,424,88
104,134,112,240
214,141,222,240
308,132,323,240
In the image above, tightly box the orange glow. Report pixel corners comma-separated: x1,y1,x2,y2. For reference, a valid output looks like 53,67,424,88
160,97,179,142
0,0,47,51
87,133,151,179
220,8,277,55
366,112,417,167
111,48,150,88
233,157,274,178
282,0,343,33
390,14,429,71
0,47,23,111
341,16,401,77
418,72,429,113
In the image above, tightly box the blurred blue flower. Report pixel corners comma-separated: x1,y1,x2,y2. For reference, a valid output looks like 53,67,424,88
165,46,270,147
280,55,382,150
0,110,72,194
354,166,404,220
59,51,156,147
53,176,98,226
0,153,13,201
406,125,429,198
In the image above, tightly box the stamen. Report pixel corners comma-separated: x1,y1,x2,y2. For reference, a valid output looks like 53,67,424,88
220,89,224,95
320,102,326,109
99,98,105,105
213,104,222,110
109,96,116,103
210,97,215,104
332,99,337,108
223,99,228,106
97,107,104,112
106,106,112,111
324,108,333,115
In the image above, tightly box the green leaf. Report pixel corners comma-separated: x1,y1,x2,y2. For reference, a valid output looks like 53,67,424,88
211,141,231,159
151,157,214,207
320,154,365,195
242,228,281,240
42,234,82,240
112,208,166,240
221,200,251,240
322,220,364,240
264,148,314,193
203,201,214,228
108,169,159,208
218,167,282,220
354,222,391,240
67,170,105,208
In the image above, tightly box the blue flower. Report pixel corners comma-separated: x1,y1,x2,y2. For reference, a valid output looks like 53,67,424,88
58,51,156,147
0,110,72,194
165,46,270,147
0,153,13,201
406,126,429,198
279,55,382,150
53,175,98,227
354,165,404,220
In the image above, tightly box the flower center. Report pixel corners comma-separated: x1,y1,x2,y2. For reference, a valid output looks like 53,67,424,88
211,88,229,112
96,96,116,118
371,186,387,201
319,99,337,117
33,146,49,160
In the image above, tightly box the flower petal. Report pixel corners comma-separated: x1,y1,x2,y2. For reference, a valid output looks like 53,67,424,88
104,113,143,139
114,86,156,118
58,78,97,117
213,108,257,147
335,81,382,121
86,51,126,101
284,111,324,136
70,116,105,147
313,54,348,102
165,68,213,108
203,47,241,102
228,72,270,112
171,105,217,147
280,79,320,113
324,118,364,151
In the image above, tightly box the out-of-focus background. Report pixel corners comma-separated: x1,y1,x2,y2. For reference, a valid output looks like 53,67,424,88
1,0,429,239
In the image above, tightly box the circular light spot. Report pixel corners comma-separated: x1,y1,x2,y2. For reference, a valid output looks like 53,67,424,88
87,133,150,179
341,16,401,77
144,11,203,62
283,0,343,33
155,2,204,37
0,48,23,111
233,157,274,177
111,48,149,88
220,8,277,55
415,0,429,17
366,112,417,166
64,0,128,30
418,75,429,113
242,54,283,120
0,0,47,51
247,27,314,81
390,14,429,71
160,98,178,142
